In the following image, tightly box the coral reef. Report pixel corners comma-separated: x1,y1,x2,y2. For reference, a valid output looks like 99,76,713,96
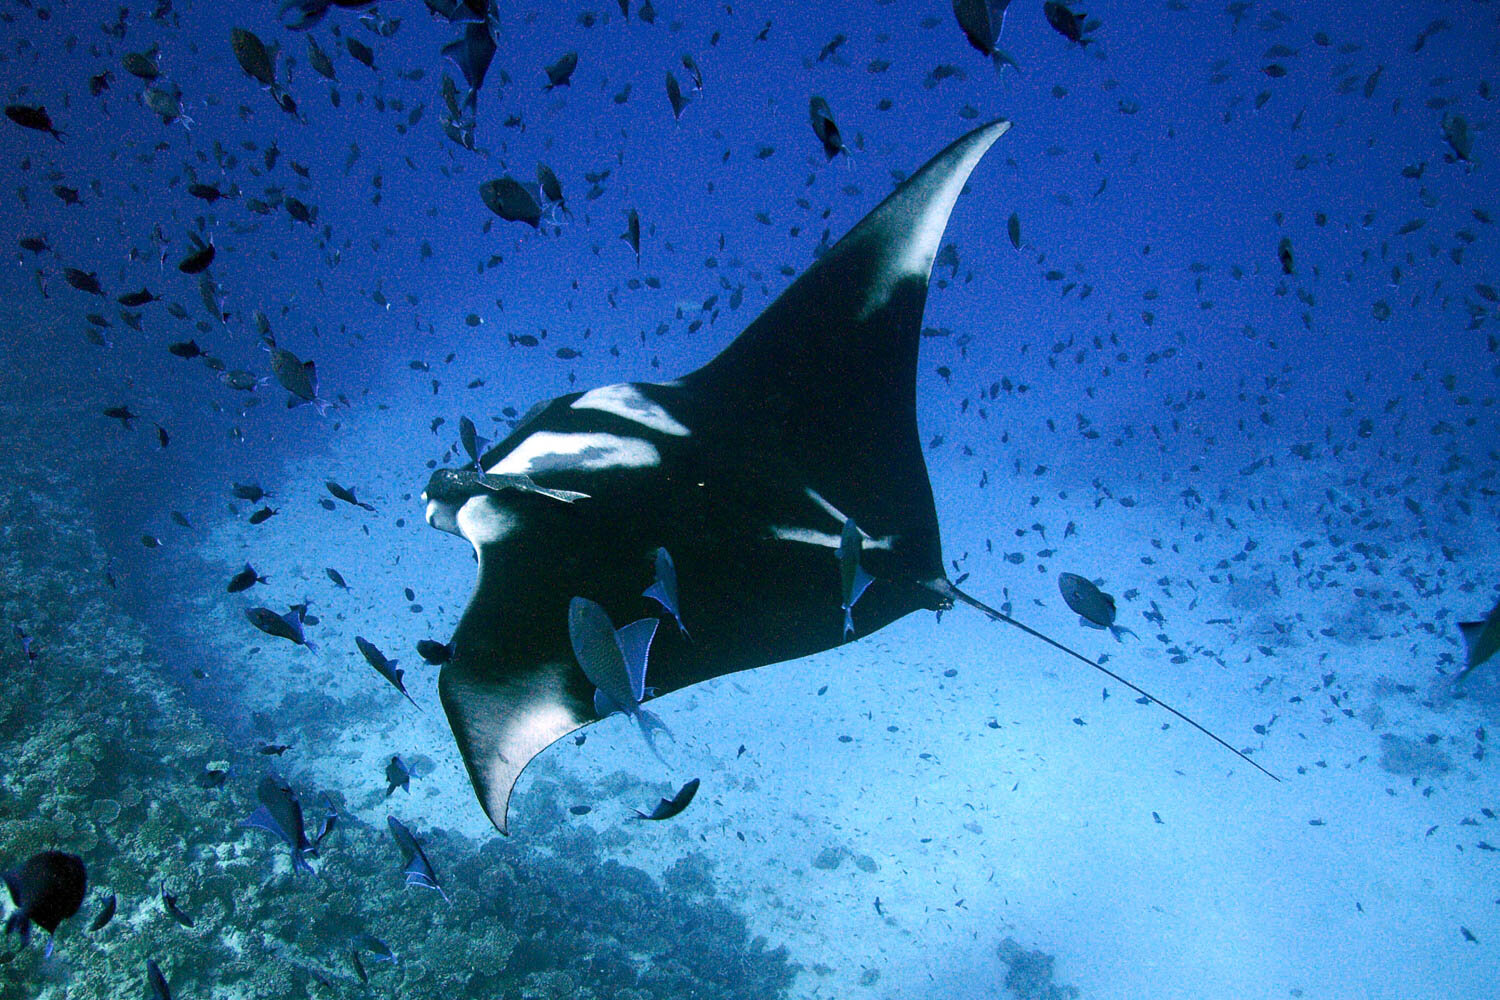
996,938,1078,1000
0,398,794,1000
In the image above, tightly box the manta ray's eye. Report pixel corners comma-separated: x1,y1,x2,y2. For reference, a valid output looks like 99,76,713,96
423,468,475,504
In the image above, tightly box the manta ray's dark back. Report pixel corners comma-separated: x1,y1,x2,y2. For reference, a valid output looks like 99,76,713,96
426,120,1011,832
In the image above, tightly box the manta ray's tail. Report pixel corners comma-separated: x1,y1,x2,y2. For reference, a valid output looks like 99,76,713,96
924,578,1280,782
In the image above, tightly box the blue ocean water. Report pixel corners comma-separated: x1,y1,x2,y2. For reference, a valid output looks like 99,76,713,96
0,1,1496,998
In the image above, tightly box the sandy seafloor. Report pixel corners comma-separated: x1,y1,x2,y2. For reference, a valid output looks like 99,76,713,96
1,1,1498,998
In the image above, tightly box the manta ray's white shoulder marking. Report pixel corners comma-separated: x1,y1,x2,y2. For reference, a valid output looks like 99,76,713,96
489,431,661,476
769,488,894,550
570,383,689,437
455,497,519,551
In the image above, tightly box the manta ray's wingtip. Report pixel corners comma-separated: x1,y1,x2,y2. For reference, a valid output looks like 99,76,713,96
439,654,589,836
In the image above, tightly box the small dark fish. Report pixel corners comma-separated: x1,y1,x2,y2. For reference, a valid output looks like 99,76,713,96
326,480,375,510
415,639,451,665
1443,114,1473,165
195,767,229,789
243,775,315,874
385,755,410,797
643,547,690,640
63,268,103,295
1457,597,1500,678
480,176,542,228
458,415,482,466
187,182,225,203
809,95,846,160
141,534,162,549
18,236,49,253
168,339,204,359
117,288,158,307
442,21,496,106
357,636,419,708
621,207,641,261
280,0,331,31
3,851,86,945
160,885,194,928
103,405,138,429
143,83,186,124
231,27,277,87
681,52,703,89
307,35,336,79
146,958,172,1000
245,606,316,651
349,949,368,984
13,625,37,662
325,567,348,590
4,104,63,140
544,50,578,89
1044,1,1093,46
232,483,269,502
569,804,591,815
312,798,338,849
635,778,700,820
257,743,292,756
227,564,267,593
89,71,113,96
952,0,1020,70
386,816,447,900
121,48,160,80
1058,572,1137,640
353,930,396,963
248,506,277,525
88,894,115,932
177,234,215,275
346,35,375,69
1278,237,1295,275
268,345,329,412
536,164,565,210
665,71,688,119
156,425,171,448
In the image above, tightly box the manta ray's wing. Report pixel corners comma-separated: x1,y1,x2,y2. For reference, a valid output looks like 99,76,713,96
435,120,1011,834
677,119,1011,586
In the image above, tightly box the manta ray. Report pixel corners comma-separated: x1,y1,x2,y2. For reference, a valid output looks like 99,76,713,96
422,119,1274,833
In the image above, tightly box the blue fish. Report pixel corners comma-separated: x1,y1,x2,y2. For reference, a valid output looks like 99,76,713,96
642,547,690,640
568,597,671,755
838,518,875,640
243,775,315,874
386,816,447,902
